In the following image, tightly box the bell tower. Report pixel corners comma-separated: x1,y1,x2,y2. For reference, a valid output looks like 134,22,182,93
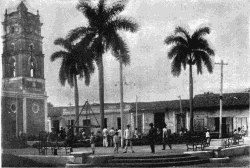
1,1,48,142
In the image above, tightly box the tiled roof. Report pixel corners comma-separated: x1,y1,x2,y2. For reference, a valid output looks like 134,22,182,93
129,100,190,112
129,92,249,112
194,92,249,108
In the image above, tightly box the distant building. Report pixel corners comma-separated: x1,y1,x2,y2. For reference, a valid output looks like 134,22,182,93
1,1,48,143
48,92,249,137
48,102,132,134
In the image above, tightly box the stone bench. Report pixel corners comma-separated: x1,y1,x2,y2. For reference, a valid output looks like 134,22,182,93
70,151,93,163
86,154,113,165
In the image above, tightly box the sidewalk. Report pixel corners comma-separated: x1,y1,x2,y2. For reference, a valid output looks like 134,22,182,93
3,137,250,157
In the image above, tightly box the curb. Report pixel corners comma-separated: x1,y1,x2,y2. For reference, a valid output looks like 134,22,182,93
209,157,230,163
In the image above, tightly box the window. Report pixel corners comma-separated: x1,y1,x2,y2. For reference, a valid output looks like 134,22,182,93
29,57,36,78
10,43,15,51
9,58,16,77
83,119,91,126
117,117,121,129
11,27,14,34
104,118,108,128
68,120,75,126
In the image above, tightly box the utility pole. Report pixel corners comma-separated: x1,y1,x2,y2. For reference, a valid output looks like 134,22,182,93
135,95,138,130
178,95,183,129
69,102,72,125
119,58,124,148
215,60,228,139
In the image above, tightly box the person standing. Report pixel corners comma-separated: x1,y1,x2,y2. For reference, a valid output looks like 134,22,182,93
123,124,135,153
205,129,210,147
148,123,157,153
90,132,96,154
109,127,115,147
102,127,108,147
162,124,167,150
113,131,119,153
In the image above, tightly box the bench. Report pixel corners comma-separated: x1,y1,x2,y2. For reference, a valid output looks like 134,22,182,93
224,134,244,148
186,136,207,151
70,151,93,163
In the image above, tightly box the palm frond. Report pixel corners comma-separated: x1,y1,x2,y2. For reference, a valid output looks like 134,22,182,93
67,27,93,42
109,33,130,66
194,55,203,74
193,50,213,74
54,38,71,51
171,56,182,77
168,45,188,60
97,0,106,15
192,27,210,40
174,26,191,42
105,2,125,20
76,1,97,22
164,35,188,46
110,16,139,33
50,51,69,62
58,59,67,86
193,38,215,56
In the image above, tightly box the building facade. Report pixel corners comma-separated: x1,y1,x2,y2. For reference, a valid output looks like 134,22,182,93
48,92,249,137
48,102,132,134
1,2,48,143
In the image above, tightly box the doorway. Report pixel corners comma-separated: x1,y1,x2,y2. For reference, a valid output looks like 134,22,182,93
154,113,165,130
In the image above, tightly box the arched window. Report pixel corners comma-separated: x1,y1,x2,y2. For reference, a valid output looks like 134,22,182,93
9,58,16,77
11,27,15,34
29,57,36,77
10,43,15,52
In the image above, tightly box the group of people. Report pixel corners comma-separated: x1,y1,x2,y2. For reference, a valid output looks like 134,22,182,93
47,126,74,147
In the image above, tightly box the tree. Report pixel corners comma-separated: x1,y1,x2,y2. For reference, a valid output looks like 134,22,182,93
67,0,139,130
50,37,95,134
164,26,215,133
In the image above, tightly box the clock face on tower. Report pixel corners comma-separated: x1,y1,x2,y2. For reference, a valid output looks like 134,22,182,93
10,102,17,113
32,103,39,113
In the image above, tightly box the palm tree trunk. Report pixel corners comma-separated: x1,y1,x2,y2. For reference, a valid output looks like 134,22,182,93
74,74,80,135
97,56,105,131
189,63,194,133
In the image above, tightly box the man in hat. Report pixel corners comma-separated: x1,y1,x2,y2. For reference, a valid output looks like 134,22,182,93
148,123,157,153
123,124,135,153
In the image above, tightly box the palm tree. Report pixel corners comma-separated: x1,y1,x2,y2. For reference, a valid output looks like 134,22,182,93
67,0,139,130
164,26,215,133
50,37,95,134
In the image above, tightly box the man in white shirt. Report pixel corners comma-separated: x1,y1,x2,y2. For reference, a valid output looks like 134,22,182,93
102,127,108,147
123,124,135,153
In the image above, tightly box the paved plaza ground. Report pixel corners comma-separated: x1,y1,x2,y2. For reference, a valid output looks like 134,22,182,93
2,138,250,167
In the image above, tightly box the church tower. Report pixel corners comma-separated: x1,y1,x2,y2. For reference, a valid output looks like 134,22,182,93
1,2,48,141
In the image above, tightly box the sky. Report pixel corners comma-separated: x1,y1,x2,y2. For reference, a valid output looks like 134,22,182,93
1,0,249,107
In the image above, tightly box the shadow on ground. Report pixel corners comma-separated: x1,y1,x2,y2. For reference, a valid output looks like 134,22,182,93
2,154,54,167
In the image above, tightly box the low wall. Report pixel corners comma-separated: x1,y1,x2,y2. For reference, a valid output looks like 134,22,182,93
184,145,249,160
213,145,250,158
184,151,213,159
19,155,75,167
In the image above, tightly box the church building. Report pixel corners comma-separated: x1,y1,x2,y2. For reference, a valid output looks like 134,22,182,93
1,2,48,143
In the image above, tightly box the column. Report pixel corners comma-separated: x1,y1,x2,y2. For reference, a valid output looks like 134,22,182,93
44,97,48,132
142,113,145,133
173,111,176,133
23,97,27,133
186,112,190,130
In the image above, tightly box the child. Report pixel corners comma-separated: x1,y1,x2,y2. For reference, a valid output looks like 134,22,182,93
90,132,95,154
205,129,210,146
113,132,119,153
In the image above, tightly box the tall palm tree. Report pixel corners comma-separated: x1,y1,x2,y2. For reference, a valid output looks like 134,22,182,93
50,37,95,134
164,26,215,133
67,0,139,130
